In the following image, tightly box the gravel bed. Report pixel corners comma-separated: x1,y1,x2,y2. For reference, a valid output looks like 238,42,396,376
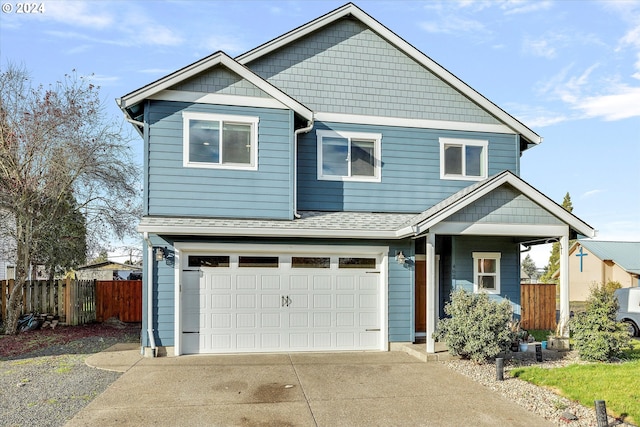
442,349,636,427
0,323,140,427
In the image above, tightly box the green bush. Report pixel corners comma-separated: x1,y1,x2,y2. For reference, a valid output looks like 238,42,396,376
571,282,630,362
433,289,513,363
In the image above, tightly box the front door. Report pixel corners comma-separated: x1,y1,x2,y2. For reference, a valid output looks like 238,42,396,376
414,254,440,341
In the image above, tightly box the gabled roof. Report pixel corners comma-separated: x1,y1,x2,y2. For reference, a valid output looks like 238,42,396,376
236,3,541,146
399,170,595,238
571,240,640,275
117,51,313,122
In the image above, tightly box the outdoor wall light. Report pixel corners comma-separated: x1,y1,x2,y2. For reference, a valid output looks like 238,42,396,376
396,251,406,265
155,247,166,262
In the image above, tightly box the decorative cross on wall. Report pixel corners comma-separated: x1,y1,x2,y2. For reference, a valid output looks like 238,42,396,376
576,246,588,272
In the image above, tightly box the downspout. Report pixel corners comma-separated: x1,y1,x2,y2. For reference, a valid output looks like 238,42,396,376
142,232,157,357
293,119,314,219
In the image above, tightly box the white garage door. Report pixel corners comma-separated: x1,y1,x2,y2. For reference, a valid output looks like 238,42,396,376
180,250,383,354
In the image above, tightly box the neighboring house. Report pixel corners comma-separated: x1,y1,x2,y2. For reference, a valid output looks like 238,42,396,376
568,240,640,301
118,3,595,356
75,261,141,281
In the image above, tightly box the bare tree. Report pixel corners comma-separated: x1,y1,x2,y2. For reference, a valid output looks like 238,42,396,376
0,64,141,334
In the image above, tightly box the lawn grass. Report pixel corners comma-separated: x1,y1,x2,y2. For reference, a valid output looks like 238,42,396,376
511,340,640,425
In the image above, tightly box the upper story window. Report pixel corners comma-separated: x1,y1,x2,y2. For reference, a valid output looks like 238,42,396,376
183,112,258,170
440,138,488,181
317,130,381,182
472,252,501,294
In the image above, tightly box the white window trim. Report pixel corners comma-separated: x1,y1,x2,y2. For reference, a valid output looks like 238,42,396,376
472,252,501,294
182,111,259,170
316,129,382,182
439,137,488,181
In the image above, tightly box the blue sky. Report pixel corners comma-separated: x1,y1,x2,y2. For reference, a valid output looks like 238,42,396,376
1,0,639,267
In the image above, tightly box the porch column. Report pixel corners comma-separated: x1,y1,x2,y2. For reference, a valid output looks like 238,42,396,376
558,232,570,337
426,233,436,353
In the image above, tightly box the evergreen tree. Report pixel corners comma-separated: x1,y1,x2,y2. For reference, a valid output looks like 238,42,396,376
521,254,537,281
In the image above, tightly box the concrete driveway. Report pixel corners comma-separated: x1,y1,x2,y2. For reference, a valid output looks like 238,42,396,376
67,348,551,426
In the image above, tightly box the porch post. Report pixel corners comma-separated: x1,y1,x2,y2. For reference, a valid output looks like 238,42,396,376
426,233,436,353
558,232,570,337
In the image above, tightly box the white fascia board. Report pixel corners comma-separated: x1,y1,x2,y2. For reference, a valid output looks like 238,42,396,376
120,52,313,121
137,224,398,239
430,222,569,237
149,90,289,110
314,112,513,134
236,4,540,145
174,242,389,256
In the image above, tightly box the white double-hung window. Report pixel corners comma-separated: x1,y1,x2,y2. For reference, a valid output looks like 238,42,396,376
440,138,488,180
472,252,501,294
317,130,381,182
183,112,258,170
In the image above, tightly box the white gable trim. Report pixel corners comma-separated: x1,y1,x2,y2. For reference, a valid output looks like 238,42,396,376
149,90,289,110
236,3,541,145
407,171,595,238
118,52,313,121
314,112,513,135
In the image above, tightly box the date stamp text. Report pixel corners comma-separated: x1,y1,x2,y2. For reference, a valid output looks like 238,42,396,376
2,3,46,14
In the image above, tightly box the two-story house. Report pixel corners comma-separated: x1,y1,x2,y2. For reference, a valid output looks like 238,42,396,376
118,3,595,357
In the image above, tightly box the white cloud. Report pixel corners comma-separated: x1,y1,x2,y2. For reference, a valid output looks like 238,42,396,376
501,0,553,15
581,189,604,199
523,36,556,59
420,16,488,35
576,86,640,121
200,35,246,55
44,1,114,29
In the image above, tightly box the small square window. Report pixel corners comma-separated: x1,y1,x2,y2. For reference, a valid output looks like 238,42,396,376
239,256,279,268
291,257,330,268
317,130,381,182
188,256,230,267
472,252,501,294
338,257,376,269
440,138,488,181
183,112,258,170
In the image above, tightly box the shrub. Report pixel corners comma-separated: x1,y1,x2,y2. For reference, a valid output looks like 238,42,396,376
433,289,513,363
571,281,630,362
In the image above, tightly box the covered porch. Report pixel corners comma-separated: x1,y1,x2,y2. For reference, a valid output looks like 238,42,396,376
400,171,596,353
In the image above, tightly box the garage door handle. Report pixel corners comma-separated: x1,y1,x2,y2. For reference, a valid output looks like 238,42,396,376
365,329,380,332
281,296,292,307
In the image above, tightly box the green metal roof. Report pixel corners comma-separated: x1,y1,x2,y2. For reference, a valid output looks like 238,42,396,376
578,240,640,275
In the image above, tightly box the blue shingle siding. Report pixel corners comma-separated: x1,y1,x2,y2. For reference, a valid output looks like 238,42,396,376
146,100,294,219
446,184,565,225
247,18,501,124
297,122,519,212
447,236,521,316
170,65,271,98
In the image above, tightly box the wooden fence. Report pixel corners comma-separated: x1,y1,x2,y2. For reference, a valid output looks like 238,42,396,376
1,279,142,326
95,280,142,323
520,283,557,330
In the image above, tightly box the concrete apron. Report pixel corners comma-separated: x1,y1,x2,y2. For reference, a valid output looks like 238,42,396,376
69,350,552,427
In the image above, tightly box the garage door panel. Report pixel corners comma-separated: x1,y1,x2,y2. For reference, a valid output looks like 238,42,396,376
236,294,256,308
290,276,309,290
260,275,281,290
313,294,332,308
261,294,281,309
313,276,332,290
313,312,331,327
336,312,355,327
236,313,255,328
261,312,281,328
289,312,309,328
182,250,382,354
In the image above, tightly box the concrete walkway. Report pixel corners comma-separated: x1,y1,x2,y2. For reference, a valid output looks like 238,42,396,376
69,345,552,426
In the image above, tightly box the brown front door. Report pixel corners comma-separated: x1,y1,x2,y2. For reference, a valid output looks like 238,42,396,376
415,257,426,334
